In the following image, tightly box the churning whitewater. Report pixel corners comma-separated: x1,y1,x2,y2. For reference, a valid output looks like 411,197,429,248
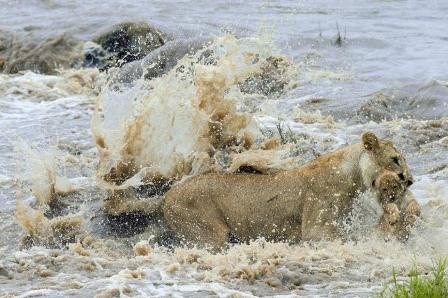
1,1,448,297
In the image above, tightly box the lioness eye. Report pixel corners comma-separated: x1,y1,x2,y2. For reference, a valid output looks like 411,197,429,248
392,157,400,166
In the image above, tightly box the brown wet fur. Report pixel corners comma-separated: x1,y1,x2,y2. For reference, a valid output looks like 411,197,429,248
375,171,421,240
163,132,414,251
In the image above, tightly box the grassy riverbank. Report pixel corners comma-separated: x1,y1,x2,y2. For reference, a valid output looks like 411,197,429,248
380,260,448,298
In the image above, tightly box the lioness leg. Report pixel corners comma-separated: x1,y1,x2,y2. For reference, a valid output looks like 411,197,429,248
301,204,338,241
164,203,229,251
394,199,421,241
286,224,302,243
196,220,230,251
378,203,400,236
404,199,421,223
302,224,338,241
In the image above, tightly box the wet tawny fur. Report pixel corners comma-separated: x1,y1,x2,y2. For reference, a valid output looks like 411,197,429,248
163,132,414,250
375,171,421,240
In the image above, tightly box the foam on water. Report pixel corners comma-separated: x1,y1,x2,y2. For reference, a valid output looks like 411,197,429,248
0,6,448,295
14,141,77,206
0,69,100,102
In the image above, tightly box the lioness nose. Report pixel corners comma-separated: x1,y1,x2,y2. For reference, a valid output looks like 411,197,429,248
407,179,413,187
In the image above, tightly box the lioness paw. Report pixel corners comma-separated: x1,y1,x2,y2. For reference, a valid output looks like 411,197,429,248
405,200,421,217
384,203,400,224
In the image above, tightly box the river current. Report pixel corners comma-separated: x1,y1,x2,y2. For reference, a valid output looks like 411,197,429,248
0,1,447,297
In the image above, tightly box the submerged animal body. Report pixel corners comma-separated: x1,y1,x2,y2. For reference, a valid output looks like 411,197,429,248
163,132,414,250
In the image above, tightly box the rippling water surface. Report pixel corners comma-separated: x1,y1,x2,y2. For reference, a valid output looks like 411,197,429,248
0,1,447,297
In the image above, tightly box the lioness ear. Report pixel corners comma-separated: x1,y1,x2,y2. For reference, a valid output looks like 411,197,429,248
362,132,379,151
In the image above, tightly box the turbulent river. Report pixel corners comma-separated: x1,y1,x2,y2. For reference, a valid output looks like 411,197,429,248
1,1,447,297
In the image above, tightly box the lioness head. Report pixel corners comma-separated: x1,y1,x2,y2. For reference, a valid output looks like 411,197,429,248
361,132,414,189
373,170,406,207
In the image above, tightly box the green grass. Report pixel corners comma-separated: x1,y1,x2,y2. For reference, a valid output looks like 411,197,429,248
380,259,448,298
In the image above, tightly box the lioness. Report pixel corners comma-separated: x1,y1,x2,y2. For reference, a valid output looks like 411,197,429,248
374,171,421,239
163,132,414,250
